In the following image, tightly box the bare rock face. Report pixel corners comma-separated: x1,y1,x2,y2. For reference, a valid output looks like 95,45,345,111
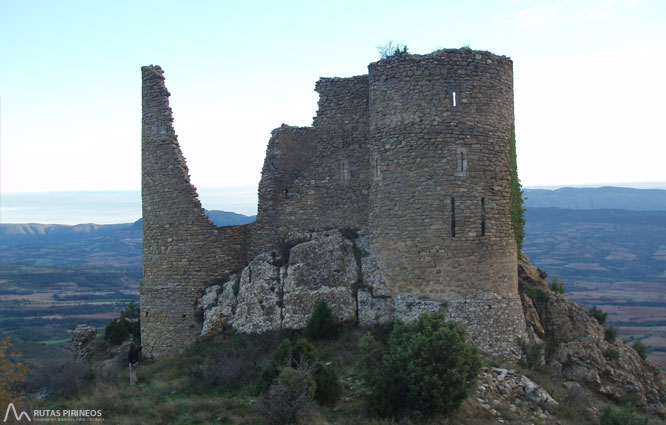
233,254,283,334
518,252,548,289
282,232,358,329
357,236,395,326
69,324,97,358
198,230,390,336
200,279,237,338
518,255,666,416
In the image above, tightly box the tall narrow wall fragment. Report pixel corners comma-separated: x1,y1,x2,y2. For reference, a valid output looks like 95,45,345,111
141,66,248,357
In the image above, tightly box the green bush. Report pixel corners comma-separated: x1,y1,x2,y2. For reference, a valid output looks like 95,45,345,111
292,338,317,366
632,340,648,360
305,300,338,341
257,363,280,394
103,302,140,345
520,282,550,304
258,338,317,393
509,130,525,251
597,404,648,425
273,339,293,367
549,277,566,294
604,348,620,361
361,311,481,418
589,306,608,326
258,365,316,425
519,340,544,370
605,326,618,343
313,363,340,405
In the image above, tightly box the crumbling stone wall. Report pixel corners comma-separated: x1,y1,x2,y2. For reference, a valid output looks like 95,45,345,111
141,66,249,357
141,48,527,358
248,76,370,257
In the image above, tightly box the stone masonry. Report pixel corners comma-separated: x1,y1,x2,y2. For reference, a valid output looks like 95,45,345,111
141,48,528,358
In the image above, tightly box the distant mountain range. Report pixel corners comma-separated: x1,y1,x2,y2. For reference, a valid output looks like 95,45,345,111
0,210,255,248
1,187,664,269
0,210,255,267
523,187,666,210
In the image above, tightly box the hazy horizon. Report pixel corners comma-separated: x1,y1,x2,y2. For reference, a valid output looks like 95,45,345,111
2,183,665,226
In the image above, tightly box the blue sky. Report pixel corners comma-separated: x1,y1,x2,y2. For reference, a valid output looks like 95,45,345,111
1,0,665,202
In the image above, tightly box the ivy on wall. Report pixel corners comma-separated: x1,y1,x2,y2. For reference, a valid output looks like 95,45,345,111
510,130,525,252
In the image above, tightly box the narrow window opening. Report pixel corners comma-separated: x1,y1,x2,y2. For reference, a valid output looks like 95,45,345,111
340,159,350,184
182,314,187,319
481,197,486,236
145,312,149,318
452,91,457,107
451,197,456,237
372,154,381,181
284,188,289,198
455,147,468,175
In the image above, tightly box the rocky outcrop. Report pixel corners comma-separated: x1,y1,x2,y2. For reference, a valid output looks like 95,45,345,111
476,367,559,422
69,324,97,358
198,230,398,336
518,254,666,417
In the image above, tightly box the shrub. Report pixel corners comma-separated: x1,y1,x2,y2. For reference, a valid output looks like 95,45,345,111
361,311,481,418
519,340,544,370
104,302,140,345
305,300,338,341
604,348,620,361
258,338,317,393
258,364,316,425
377,41,409,59
291,338,317,366
23,359,87,398
509,130,525,251
597,404,648,425
257,340,292,393
313,363,340,405
258,363,281,394
0,338,28,407
274,237,296,266
339,227,360,241
589,306,608,326
605,326,618,343
549,277,566,294
561,382,594,422
632,340,648,360
519,281,550,305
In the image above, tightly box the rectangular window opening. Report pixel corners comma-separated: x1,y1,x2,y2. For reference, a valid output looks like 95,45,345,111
452,91,457,107
481,197,486,236
451,197,456,237
340,159,350,185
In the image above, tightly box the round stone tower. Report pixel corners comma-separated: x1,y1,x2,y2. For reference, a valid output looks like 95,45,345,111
367,49,526,356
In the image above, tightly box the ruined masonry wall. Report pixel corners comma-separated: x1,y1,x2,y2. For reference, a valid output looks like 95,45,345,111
141,66,248,357
249,76,370,257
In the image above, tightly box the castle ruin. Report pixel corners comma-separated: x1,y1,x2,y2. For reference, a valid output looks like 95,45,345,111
141,48,528,358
